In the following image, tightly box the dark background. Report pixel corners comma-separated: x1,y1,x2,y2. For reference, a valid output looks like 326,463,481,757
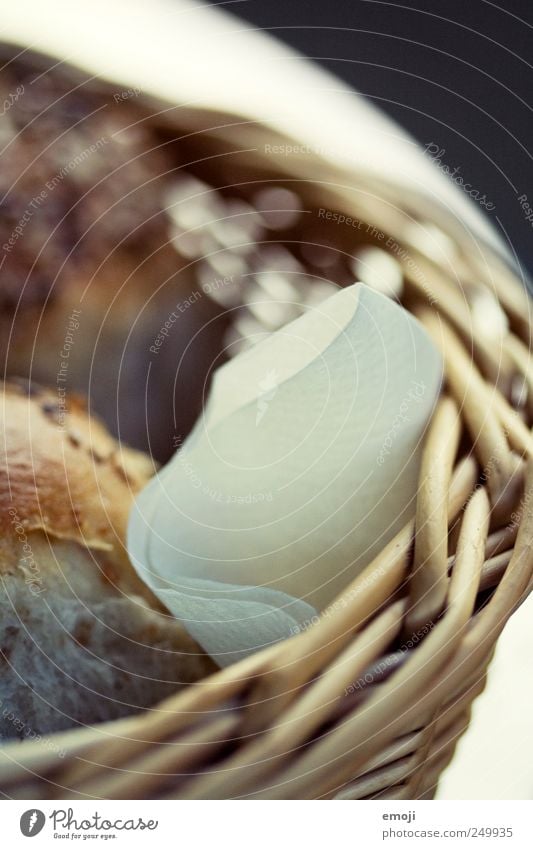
215,0,533,275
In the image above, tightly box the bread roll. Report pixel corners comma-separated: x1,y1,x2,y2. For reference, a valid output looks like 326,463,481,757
0,47,363,465
0,45,228,464
0,381,215,741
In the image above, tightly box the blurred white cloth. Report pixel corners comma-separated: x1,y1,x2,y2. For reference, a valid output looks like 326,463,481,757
1,0,512,264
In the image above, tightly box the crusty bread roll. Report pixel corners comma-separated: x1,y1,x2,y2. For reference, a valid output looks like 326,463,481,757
0,47,360,465
0,381,215,740
0,45,228,464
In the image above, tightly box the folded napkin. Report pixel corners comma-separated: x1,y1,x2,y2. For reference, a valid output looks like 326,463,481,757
128,283,442,666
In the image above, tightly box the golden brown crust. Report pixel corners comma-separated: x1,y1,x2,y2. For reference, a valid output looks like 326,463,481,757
0,380,154,559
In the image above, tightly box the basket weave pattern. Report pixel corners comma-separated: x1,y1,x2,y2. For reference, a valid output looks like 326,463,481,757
1,170,532,801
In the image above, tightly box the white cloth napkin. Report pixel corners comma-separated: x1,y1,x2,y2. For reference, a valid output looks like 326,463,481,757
128,284,442,666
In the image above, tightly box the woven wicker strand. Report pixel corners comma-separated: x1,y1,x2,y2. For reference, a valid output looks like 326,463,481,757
1,173,532,800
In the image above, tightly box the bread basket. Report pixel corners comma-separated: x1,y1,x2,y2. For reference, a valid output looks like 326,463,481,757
1,0,532,801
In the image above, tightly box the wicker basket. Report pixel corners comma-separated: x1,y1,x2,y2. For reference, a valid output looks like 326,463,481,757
1,104,532,801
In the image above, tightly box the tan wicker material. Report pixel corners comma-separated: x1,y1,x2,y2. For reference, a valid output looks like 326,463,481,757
1,118,532,800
